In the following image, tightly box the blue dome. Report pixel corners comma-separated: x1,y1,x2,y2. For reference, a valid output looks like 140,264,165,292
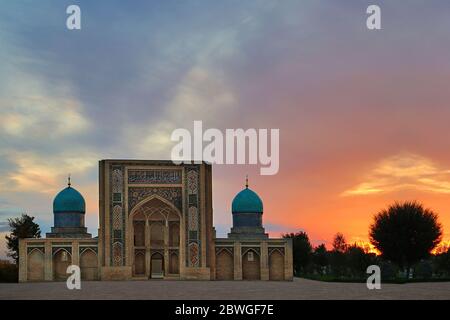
232,187,263,214
53,186,86,214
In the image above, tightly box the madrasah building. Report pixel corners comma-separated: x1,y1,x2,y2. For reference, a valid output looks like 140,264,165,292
19,160,293,282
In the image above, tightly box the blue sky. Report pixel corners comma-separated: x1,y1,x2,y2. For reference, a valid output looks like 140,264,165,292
2,1,450,258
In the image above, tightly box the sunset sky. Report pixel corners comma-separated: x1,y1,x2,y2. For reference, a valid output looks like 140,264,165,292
1,1,450,258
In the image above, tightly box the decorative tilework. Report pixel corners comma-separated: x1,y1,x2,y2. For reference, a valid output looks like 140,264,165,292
112,168,123,193
128,187,182,212
112,242,122,266
185,166,200,267
110,165,125,266
189,242,199,267
187,170,198,194
128,169,182,184
113,205,122,230
188,206,198,231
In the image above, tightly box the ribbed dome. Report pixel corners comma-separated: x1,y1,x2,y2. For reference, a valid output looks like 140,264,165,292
53,186,86,214
232,187,263,214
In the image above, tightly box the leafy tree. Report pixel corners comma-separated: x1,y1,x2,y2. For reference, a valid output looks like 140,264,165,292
434,248,450,277
379,260,399,280
283,231,312,276
369,201,442,279
330,233,348,277
345,244,376,277
332,232,347,253
414,260,433,279
312,244,328,274
5,214,41,264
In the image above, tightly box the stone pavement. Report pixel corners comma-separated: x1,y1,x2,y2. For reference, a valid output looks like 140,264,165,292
1,278,449,300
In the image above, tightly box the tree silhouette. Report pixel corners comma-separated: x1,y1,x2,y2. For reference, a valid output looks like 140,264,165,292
332,233,347,253
330,233,347,276
5,214,41,264
283,231,312,276
312,244,328,274
369,201,442,278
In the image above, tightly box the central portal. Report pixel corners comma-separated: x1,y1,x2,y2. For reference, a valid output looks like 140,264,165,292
130,196,182,279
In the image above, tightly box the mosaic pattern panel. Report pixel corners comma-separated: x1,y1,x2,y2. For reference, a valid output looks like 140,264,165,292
110,165,125,266
128,169,182,184
128,187,182,212
186,166,200,267
112,242,123,266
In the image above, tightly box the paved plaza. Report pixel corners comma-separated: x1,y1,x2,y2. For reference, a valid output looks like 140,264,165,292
1,278,450,300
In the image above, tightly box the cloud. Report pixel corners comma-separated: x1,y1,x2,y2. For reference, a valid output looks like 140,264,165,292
0,150,98,194
0,221,9,233
0,95,90,139
124,61,237,159
343,153,450,196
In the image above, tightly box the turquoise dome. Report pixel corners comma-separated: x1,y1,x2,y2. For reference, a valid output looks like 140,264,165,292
53,186,86,214
232,187,263,214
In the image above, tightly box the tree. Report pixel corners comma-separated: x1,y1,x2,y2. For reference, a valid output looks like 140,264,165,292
330,233,348,277
332,232,347,253
434,248,450,277
369,201,442,279
312,244,328,274
283,231,312,276
345,244,376,278
5,214,41,264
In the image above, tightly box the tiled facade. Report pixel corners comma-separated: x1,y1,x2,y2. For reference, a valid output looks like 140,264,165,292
19,160,293,282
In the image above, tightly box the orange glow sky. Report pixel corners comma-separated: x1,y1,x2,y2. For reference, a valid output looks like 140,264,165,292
1,1,450,257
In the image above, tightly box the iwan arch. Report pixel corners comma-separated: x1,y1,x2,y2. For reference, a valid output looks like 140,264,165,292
19,160,293,281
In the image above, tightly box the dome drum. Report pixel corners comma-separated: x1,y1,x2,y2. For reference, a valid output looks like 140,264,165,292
46,181,91,239
228,183,268,240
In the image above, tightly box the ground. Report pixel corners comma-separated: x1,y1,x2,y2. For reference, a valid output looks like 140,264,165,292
1,278,450,300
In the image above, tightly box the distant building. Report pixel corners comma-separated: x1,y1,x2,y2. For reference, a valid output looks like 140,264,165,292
19,160,293,281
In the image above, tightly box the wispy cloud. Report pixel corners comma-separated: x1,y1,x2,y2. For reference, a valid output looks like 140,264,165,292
343,153,450,196
0,150,98,194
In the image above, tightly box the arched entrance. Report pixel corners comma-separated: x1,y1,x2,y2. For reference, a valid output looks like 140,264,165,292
129,196,181,279
269,250,285,280
27,249,44,281
216,249,234,280
80,249,98,280
134,251,145,276
242,249,260,280
169,252,179,274
151,252,164,279
53,249,72,281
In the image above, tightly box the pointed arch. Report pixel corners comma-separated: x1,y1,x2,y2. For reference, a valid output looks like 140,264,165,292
216,248,234,280
134,251,146,276
242,248,260,280
129,194,182,219
80,248,98,280
53,248,72,281
27,248,44,281
269,249,285,280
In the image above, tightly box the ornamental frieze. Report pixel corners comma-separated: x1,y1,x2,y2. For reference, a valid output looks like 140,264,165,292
128,187,183,212
128,169,182,184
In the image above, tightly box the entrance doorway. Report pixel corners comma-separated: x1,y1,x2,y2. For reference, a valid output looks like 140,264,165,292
151,253,164,279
